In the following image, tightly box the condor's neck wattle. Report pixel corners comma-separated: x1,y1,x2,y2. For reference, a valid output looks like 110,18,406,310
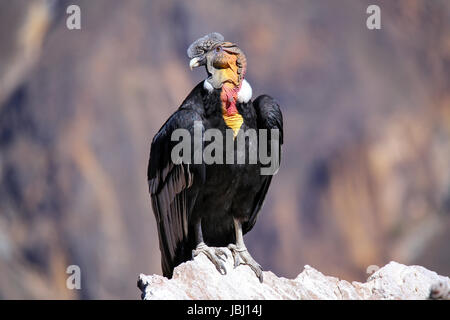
221,82,240,116
221,82,243,137
219,59,245,137
203,51,251,137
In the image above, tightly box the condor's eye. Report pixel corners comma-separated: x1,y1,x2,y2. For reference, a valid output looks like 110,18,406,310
215,46,222,52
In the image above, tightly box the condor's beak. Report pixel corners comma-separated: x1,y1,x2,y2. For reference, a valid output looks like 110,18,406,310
189,57,202,70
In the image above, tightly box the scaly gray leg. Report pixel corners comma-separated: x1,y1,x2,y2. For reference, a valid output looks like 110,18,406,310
192,219,228,275
228,218,264,283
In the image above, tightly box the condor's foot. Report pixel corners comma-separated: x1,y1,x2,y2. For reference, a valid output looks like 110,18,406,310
192,242,228,275
228,244,263,283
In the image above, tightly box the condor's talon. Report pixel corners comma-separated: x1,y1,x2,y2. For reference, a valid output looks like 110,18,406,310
227,244,241,268
228,244,264,283
217,262,227,275
215,248,228,261
192,242,228,275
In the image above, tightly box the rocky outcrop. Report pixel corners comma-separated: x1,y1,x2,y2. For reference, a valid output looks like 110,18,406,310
138,249,450,300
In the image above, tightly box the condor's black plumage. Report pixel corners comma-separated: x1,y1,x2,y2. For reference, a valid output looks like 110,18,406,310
147,33,283,282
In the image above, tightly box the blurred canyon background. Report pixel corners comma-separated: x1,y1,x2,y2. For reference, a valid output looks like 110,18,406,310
0,0,449,299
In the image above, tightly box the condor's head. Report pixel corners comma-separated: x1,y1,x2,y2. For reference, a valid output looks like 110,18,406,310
187,32,247,91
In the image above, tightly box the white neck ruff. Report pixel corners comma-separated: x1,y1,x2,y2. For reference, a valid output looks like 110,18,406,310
203,79,252,104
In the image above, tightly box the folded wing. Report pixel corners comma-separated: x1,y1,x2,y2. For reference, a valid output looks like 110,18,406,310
243,95,284,233
147,109,205,277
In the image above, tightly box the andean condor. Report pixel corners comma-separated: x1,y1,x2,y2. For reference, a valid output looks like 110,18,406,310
147,33,283,282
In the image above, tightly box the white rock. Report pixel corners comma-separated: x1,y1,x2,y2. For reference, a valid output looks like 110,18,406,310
137,248,450,300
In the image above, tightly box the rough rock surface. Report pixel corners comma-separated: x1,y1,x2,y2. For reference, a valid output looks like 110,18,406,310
138,248,450,300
